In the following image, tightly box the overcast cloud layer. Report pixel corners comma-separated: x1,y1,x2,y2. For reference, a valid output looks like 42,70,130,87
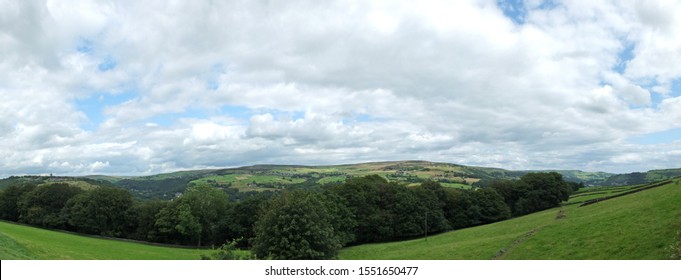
2,0,681,176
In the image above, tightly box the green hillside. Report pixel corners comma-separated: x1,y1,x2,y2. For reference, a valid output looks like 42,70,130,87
602,168,681,186
0,221,212,260
5,161,612,200
0,176,115,191
340,179,681,259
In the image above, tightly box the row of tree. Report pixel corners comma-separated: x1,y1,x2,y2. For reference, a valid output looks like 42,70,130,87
252,172,573,259
0,182,271,248
0,172,573,259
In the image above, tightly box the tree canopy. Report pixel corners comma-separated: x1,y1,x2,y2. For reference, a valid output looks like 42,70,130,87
252,189,342,260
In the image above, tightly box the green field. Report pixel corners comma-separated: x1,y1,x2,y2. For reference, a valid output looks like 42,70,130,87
0,222,212,260
190,174,307,191
341,179,681,259
440,182,473,189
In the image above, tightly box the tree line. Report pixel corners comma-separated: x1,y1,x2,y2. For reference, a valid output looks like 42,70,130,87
0,172,574,259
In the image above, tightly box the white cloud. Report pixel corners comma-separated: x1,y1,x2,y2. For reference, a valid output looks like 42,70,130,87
2,0,681,176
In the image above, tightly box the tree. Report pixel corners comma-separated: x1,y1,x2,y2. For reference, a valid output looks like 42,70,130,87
17,183,83,228
154,201,200,245
490,179,524,214
328,175,393,243
252,189,341,260
0,183,36,221
514,172,572,215
177,185,229,246
222,192,274,247
129,200,168,241
392,186,448,237
61,187,134,237
153,185,229,246
320,188,356,246
441,188,476,229
471,188,511,224
174,203,202,243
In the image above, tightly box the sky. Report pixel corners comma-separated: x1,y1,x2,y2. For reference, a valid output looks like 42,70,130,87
2,0,681,177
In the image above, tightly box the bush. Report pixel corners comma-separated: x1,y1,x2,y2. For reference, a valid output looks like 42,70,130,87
252,190,341,260
201,238,253,260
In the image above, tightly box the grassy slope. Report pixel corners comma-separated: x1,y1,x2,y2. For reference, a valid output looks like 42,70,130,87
341,180,681,260
341,207,558,260
504,180,681,259
0,222,212,260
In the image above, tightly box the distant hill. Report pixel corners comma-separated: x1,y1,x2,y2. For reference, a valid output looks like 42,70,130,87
84,161,618,200
602,168,681,186
0,175,115,190
4,161,678,200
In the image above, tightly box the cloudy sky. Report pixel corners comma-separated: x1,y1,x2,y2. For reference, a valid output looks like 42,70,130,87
2,0,681,177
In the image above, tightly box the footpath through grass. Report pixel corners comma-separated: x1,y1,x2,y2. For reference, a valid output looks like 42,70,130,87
0,221,212,260
341,179,681,260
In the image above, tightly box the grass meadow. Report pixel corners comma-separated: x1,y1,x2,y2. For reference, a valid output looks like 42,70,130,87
341,179,681,259
0,221,212,260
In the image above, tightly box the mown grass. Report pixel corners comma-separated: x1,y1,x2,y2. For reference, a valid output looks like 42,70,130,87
0,221,212,260
341,179,681,260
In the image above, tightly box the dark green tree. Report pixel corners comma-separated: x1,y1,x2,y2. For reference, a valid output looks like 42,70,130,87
178,185,229,246
129,200,168,241
328,175,393,243
17,183,83,228
222,193,270,247
252,189,341,259
0,183,36,221
153,185,229,246
154,201,201,245
471,188,511,224
61,187,134,237
490,179,524,214
320,188,357,246
392,186,448,237
441,188,476,229
514,172,572,215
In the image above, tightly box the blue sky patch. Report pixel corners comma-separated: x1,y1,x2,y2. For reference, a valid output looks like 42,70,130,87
614,43,634,74
98,56,117,71
76,38,94,54
206,80,219,90
75,91,137,130
220,105,253,121
536,0,559,10
671,79,681,97
497,0,527,24
630,127,681,145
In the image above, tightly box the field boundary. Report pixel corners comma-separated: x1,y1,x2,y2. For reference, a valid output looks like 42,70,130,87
579,179,674,207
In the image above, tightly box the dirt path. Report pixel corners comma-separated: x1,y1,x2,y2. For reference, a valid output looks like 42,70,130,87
492,207,568,260
492,226,543,260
